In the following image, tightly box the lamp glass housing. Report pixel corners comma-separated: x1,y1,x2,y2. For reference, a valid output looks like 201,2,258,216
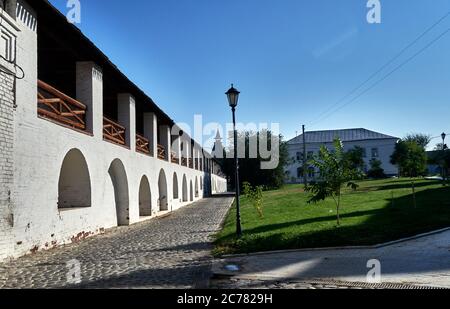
226,85,240,108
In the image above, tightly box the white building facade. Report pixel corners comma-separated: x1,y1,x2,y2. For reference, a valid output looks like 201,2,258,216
0,0,227,261
285,128,399,183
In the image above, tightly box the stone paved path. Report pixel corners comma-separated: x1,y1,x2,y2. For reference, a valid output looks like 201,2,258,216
210,278,385,289
210,277,446,289
0,196,234,289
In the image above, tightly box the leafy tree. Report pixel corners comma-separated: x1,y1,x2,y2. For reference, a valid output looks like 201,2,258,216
434,143,448,151
428,149,450,181
404,133,432,149
391,140,427,177
367,159,386,179
344,146,365,172
221,130,289,190
306,139,363,226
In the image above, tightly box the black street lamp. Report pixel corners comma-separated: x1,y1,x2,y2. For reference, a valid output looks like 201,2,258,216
226,84,242,238
442,132,447,185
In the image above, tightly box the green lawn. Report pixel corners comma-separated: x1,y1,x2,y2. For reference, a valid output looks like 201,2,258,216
214,178,450,256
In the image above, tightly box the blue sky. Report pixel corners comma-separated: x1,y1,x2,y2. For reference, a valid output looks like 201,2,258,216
50,0,450,149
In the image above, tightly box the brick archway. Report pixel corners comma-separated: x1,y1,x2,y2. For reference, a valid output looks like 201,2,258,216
182,175,188,202
58,148,91,209
158,169,168,211
173,173,179,200
108,159,129,226
138,175,152,217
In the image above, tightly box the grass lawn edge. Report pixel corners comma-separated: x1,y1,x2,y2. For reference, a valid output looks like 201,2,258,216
213,178,450,256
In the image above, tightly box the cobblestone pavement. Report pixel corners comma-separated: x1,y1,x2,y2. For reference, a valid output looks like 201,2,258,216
0,196,234,289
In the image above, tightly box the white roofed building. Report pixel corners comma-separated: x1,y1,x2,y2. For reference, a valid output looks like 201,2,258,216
285,128,399,183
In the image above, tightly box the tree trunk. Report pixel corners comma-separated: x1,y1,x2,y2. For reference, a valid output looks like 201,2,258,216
336,192,341,226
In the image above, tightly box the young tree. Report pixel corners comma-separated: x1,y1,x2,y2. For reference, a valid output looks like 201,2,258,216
242,182,264,218
367,159,386,179
391,141,427,177
306,139,363,226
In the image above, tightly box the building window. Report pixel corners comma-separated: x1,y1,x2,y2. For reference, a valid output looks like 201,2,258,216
308,167,315,179
296,152,303,162
372,148,379,158
297,167,304,178
362,148,367,158
1,0,16,20
307,151,314,160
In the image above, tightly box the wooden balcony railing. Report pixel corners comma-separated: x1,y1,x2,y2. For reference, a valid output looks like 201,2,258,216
157,144,166,160
103,117,126,145
195,159,199,170
181,157,187,166
136,134,150,155
189,158,193,169
171,152,179,164
37,80,87,130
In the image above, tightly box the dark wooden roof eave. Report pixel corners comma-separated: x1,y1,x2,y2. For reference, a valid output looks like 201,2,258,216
30,0,175,127
29,0,218,158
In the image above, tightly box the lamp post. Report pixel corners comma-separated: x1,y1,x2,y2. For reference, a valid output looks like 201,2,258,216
442,132,447,185
226,84,242,238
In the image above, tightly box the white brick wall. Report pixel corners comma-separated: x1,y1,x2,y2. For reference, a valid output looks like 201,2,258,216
0,4,18,261
0,0,228,261
0,70,15,260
